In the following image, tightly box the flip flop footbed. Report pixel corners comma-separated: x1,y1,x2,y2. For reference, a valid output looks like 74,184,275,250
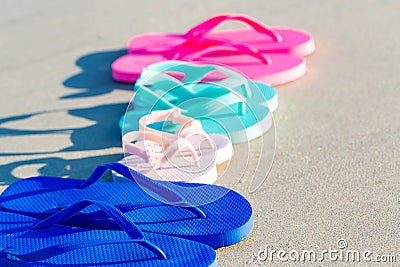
116,132,232,183
121,97,272,144
115,139,219,184
133,78,277,112
112,52,305,85
0,211,217,266
0,174,253,248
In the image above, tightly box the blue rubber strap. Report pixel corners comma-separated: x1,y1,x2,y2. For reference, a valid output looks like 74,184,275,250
32,200,143,238
24,200,167,261
77,163,206,219
79,163,182,201
2,239,166,262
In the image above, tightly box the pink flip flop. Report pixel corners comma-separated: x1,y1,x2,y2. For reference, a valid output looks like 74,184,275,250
115,108,233,184
127,13,315,57
112,38,306,85
138,108,233,165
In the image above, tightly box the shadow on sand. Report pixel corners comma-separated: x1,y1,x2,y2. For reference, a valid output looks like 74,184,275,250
0,49,134,185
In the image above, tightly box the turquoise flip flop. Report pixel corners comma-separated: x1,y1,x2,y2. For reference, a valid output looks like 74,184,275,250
0,200,217,266
120,61,277,144
134,60,278,111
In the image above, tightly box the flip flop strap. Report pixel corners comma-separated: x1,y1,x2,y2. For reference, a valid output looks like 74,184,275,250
136,60,252,105
143,60,250,96
190,92,247,117
138,108,215,149
134,82,178,110
136,68,188,94
172,37,272,65
134,85,247,119
86,202,206,220
185,13,283,43
139,108,195,129
122,130,200,169
32,200,144,237
77,163,205,217
79,163,185,201
135,70,197,108
2,239,166,262
152,60,251,97
4,200,167,261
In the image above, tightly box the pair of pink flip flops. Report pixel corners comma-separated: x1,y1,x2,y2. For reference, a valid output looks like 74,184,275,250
112,13,315,85
114,108,233,184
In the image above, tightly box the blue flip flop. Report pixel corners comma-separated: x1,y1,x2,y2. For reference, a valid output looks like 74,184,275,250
120,60,277,144
0,199,216,266
0,163,253,249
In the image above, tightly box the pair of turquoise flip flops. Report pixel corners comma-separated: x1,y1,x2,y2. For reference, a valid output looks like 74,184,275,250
120,60,277,144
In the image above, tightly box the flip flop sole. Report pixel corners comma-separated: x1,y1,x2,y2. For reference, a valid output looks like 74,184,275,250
112,53,306,85
0,176,253,249
0,210,217,266
121,101,272,145
114,150,219,184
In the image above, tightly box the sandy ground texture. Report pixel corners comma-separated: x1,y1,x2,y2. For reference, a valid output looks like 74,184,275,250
0,0,399,266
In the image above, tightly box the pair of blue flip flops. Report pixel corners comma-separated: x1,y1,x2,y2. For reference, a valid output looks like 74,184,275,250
120,60,277,144
0,163,253,266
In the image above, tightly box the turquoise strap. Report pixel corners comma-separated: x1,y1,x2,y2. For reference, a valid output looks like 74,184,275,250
186,91,247,117
134,61,252,109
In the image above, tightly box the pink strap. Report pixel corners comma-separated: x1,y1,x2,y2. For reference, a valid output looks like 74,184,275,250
179,124,214,149
122,130,200,169
139,109,193,130
185,13,283,43
172,38,272,65
139,108,215,150
138,109,193,143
